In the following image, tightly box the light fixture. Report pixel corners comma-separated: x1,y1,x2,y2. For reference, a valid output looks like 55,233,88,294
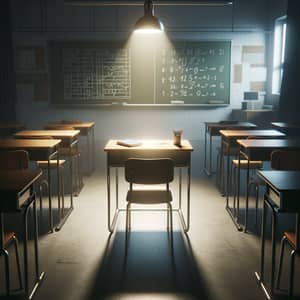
134,0,164,33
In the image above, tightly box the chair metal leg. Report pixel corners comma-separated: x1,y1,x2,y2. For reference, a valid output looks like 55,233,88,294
233,166,237,213
276,235,287,290
126,202,131,232
61,167,65,214
13,236,23,289
167,203,170,231
3,249,10,295
255,185,259,227
289,250,296,299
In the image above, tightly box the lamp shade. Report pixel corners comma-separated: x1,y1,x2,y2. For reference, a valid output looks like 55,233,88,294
134,0,164,32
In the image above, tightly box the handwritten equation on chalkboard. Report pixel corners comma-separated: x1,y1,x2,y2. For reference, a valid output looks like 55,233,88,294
62,47,131,100
156,41,230,104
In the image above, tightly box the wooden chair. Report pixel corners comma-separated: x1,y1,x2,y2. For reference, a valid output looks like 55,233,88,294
17,135,66,232
124,158,174,234
231,158,263,227
0,150,27,294
273,150,300,298
44,125,82,195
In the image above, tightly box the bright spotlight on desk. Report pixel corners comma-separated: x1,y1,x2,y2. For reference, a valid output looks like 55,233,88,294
134,0,164,33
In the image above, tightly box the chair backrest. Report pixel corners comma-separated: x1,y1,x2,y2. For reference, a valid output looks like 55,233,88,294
0,150,29,170
125,158,174,185
271,150,300,170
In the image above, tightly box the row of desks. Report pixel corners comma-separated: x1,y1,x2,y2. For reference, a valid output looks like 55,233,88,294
206,121,300,300
0,125,94,299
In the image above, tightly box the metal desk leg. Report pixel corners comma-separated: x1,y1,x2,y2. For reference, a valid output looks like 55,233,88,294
226,149,242,231
107,159,119,232
179,168,182,209
244,158,250,232
55,146,74,231
209,134,212,175
255,194,276,300
204,124,207,171
56,153,61,221
29,195,45,300
92,126,95,173
47,159,54,232
178,165,191,232
270,200,277,295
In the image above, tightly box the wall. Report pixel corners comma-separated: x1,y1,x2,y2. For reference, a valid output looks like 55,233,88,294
0,1,17,122
12,0,272,174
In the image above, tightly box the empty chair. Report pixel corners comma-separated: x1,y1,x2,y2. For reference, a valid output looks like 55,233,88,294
273,150,300,298
16,135,66,232
0,150,28,294
124,158,174,234
44,125,82,195
231,158,263,228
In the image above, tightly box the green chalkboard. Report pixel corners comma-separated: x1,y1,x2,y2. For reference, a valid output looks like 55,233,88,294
156,41,231,105
48,40,231,106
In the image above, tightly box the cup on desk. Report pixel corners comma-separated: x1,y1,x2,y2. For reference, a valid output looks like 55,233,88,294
173,130,183,146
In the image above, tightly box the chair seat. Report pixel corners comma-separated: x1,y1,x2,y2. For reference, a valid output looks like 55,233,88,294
126,190,172,204
4,232,15,246
58,148,80,156
284,231,296,247
37,159,66,169
232,159,263,169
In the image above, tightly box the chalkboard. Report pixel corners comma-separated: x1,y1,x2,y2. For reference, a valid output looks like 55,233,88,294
49,40,231,106
156,41,231,105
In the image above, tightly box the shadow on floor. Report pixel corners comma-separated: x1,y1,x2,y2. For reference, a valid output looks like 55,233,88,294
86,230,214,300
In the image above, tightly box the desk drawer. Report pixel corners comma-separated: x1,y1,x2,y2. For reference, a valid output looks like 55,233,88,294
108,151,191,167
268,187,300,212
0,189,30,212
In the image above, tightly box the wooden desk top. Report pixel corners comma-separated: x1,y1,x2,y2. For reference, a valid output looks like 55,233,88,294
258,171,300,193
0,170,42,195
205,121,257,128
237,139,300,149
15,130,80,139
205,122,257,136
0,139,61,149
271,122,300,129
104,139,193,152
45,122,95,129
220,129,285,138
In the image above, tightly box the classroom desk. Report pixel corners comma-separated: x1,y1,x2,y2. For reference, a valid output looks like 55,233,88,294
0,169,44,299
45,122,95,175
0,139,61,232
219,129,285,230
271,122,300,136
0,122,25,136
14,130,80,230
104,139,193,233
236,139,300,232
255,171,300,300
203,122,257,176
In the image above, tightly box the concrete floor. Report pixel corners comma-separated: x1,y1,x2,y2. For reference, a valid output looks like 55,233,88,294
1,167,300,300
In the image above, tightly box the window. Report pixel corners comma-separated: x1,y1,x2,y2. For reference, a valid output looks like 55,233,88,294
272,16,287,95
